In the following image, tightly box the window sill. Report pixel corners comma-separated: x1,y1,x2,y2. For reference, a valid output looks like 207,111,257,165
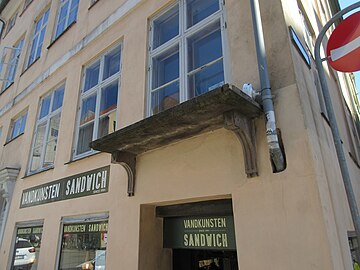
3,29,13,39
321,112,330,126
349,152,360,169
23,166,54,179
4,132,24,146
19,1,34,17
20,57,40,77
65,150,101,165
88,0,99,10
47,21,77,50
0,82,14,96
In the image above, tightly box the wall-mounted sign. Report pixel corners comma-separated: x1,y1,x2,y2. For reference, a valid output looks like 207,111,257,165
20,166,110,208
163,216,236,250
289,26,311,67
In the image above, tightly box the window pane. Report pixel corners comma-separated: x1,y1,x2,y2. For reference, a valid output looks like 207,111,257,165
151,81,179,114
188,22,222,71
52,87,65,112
48,114,60,142
186,0,219,28
68,8,78,25
30,146,41,171
59,1,69,18
70,0,79,9
35,28,46,59
153,5,179,48
55,2,68,38
30,121,46,172
59,221,108,270
55,19,66,38
10,113,26,139
98,111,116,138
33,123,47,151
43,9,49,22
68,0,79,25
20,114,27,134
10,226,43,270
34,18,42,33
44,139,56,167
152,46,179,89
188,60,224,98
28,36,38,65
84,61,100,92
103,46,121,80
11,118,22,139
39,95,51,119
77,123,94,154
80,95,97,125
15,38,23,55
100,81,118,116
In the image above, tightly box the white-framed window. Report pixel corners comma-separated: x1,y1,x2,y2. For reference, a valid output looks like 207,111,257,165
28,85,65,173
148,0,228,115
26,8,49,68
54,0,79,40
7,111,27,142
74,44,122,158
3,37,24,90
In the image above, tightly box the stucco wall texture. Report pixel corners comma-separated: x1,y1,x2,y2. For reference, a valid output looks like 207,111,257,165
0,0,359,269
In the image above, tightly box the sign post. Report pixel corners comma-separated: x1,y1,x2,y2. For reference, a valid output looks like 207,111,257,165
315,1,360,262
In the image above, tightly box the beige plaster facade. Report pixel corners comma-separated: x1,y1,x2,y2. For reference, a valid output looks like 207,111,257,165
0,0,358,269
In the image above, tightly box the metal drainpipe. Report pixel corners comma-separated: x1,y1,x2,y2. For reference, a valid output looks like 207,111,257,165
249,0,286,172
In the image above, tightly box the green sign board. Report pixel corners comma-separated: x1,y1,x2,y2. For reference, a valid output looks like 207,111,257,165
163,216,236,250
20,166,110,208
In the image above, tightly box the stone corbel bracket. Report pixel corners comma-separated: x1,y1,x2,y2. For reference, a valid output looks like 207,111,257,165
111,151,136,196
110,110,258,196
223,110,258,177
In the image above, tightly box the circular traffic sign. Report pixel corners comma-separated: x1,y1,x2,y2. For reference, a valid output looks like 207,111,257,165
326,11,360,72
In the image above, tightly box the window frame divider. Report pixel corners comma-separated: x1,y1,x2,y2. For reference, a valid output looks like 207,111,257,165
73,43,122,159
147,0,228,116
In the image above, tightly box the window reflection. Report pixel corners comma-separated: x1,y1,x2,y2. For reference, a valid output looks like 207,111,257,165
59,221,108,270
10,226,43,270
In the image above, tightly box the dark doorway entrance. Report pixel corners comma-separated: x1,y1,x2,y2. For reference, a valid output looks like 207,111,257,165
173,249,238,270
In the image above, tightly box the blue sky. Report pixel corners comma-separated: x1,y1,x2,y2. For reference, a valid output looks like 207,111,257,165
338,0,360,96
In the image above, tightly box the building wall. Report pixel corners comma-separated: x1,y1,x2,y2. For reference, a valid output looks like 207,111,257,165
0,0,358,269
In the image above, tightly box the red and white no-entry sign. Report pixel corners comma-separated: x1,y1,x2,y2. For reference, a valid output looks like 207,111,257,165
326,11,360,72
